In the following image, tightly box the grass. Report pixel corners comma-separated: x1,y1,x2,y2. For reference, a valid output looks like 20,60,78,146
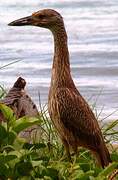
0,60,21,70
0,102,117,180
0,62,117,179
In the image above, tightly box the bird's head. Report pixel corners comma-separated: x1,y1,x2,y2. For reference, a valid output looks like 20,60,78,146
8,9,63,31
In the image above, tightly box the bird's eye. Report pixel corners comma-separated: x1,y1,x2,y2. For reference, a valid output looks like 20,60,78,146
38,14,46,19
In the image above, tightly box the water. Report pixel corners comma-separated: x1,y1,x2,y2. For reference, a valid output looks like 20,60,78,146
0,0,118,120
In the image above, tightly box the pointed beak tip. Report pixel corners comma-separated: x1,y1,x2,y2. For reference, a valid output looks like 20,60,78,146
8,22,14,26
8,20,21,26
8,16,32,27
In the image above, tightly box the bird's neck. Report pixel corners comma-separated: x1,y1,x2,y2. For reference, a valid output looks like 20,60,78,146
50,25,74,89
53,27,69,68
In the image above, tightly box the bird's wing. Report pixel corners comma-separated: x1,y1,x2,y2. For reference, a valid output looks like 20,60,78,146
56,87,103,149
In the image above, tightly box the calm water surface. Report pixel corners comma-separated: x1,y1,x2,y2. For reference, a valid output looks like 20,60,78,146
0,0,118,120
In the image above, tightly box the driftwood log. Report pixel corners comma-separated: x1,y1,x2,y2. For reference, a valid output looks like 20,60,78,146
0,77,39,141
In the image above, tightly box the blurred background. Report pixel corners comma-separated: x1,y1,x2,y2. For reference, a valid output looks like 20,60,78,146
0,0,118,120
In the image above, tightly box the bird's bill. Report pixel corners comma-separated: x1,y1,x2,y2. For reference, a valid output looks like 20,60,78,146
8,16,32,26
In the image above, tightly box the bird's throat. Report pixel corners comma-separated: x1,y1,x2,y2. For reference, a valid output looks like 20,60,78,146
51,28,73,89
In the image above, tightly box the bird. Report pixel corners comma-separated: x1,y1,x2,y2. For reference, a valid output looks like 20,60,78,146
8,9,111,168
0,77,38,121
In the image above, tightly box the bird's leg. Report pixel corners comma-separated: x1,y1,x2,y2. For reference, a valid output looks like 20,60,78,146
92,150,102,167
71,145,78,163
72,145,78,155
61,139,72,162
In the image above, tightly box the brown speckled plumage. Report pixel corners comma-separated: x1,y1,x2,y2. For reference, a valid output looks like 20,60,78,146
9,9,111,168
0,77,38,121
